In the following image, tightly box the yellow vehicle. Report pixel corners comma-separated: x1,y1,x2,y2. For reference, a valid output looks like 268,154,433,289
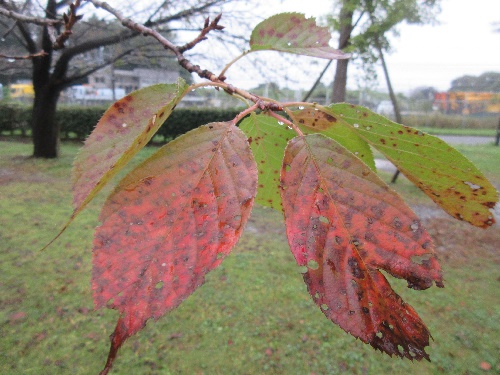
434,91,500,115
9,83,35,100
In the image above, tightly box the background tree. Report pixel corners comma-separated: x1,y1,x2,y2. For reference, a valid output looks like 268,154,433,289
326,0,441,183
449,72,500,92
0,0,241,158
330,0,360,103
408,86,437,112
0,17,32,83
329,0,441,103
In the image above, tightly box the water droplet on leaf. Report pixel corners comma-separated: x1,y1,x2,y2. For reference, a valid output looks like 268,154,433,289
464,181,481,190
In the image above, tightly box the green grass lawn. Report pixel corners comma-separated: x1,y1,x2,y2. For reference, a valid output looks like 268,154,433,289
1,141,498,375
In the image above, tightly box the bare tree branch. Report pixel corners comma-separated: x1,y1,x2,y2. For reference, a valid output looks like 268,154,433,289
0,5,62,25
84,0,284,111
15,18,38,53
178,13,224,53
0,50,48,60
60,47,134,86
85,0,218,80
56,0,74,9
52,0,83,49
1,1,41,53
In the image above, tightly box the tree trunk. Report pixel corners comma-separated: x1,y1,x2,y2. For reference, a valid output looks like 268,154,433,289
331,1,355,103
332,60,350,103
32,85,61,158
30,0,60,158
373,38,403,183
376,40,402,124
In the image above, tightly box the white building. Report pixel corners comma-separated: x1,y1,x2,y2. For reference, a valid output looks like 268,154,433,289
88,66,180,94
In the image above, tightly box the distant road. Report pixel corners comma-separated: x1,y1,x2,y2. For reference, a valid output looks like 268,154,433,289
436,135,494,145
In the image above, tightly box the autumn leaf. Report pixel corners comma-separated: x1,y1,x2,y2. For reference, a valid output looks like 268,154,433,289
291,107,376,171
239,113,295,210
92,123,257,374
295,104,498,228
250,13,351,60
280,134,443,360
72,79,189,218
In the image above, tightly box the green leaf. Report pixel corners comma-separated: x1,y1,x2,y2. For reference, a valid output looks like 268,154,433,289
291,107,376,171
250,13,351,60
72,79,189,218
93,123,257,372
320,104,498,228
239,113,295,210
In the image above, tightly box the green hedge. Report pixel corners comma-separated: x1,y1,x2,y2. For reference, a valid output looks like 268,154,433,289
0,103,242,141
0,103,32,135
158,108,242,140
57,106,108,140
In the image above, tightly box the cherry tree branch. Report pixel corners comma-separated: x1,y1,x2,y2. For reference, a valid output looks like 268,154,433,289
52,0,83,49
0,6,63,26
58,47,135,88
178,13,224,53
85,0,283,112
0,50,48,60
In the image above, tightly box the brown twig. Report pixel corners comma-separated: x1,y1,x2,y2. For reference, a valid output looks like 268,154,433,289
53,0,84,49
0,50,48,60
178,13,224,53
84,0,280,111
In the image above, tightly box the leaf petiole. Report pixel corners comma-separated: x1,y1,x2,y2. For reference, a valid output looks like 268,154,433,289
267,110,304,136
218,50,251,79
231,103,259,125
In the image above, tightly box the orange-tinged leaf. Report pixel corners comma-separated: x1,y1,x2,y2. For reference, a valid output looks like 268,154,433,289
93,123,257,373
250,13,351,60
291,107,376,171
72,79,189,217
239,113,295,210
322,104,498,228
280,134,443,360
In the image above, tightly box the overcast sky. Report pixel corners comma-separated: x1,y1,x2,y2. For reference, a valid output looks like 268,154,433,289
275,0,500,93
95,0,499,94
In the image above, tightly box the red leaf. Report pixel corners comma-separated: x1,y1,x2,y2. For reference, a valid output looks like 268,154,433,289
92,123,257,373
280,134,443,360
250,13,351,60
43,82,189,251
72,80,189,217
